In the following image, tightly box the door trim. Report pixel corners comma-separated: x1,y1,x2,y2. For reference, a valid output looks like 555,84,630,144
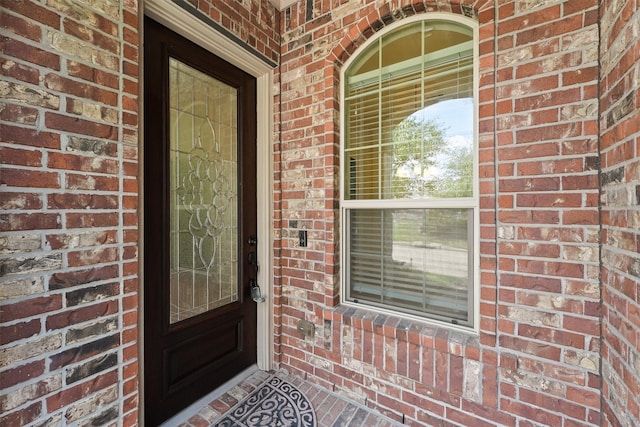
141,0,274,416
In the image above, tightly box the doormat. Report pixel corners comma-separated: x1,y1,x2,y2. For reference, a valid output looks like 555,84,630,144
214,374,317,427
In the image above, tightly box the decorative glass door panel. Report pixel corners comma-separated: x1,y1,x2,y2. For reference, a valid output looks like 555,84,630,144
169,58,238,324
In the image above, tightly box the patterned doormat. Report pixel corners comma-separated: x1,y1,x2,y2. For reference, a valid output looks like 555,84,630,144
214,374,317,427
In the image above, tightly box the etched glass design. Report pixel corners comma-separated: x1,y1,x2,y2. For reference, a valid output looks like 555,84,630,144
169,58,238,324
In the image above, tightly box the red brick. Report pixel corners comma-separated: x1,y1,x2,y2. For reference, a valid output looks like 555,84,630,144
563,209,599,225
501,397,563,426
498,209,561,225
2,125,61,149
67,247,119,267
123,60,138,79
563,67,598,86
5,0,61,28
123,27,142,48
521,388,586,420
45,230,117,250
45,74,118,106
66,173,119,191
0,402,42,426
0,319,41,345
48,265,119,290
49,334,119,370
498,241,561,258
46,370,118,411
45,112,118,140
448,406,497,427
46,0,117,35
123,9,137,28
62,18,119,52
449,355,464,394
122,342,138,363
499,335,562,361
1,168,59,189
0,103,39,125
47,152,118,174
0,146,42,168
66,282,119,307
123,43,138,64
376,392,415,419
2,37,60,70
2,295,62,322
46,301,118,331
0,58,40,85
122,94,139,113
0,213,60,231
0,11,42,41
67,61,119,89
0,192,42,210
47,193,118,210
123,411,138,427
518,324,585,348
65,212,119,228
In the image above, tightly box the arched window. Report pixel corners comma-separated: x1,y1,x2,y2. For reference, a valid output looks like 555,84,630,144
341,15,478,328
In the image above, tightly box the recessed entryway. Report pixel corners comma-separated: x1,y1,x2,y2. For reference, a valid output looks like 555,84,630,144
142,1,275,424
143,17,259,425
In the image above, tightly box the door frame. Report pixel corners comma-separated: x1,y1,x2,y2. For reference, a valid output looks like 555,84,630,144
141,0,274,416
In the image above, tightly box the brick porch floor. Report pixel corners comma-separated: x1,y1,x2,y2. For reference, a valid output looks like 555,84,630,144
160,367,403,427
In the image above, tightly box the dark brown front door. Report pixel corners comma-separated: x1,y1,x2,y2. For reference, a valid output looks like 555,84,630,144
143,17,257,426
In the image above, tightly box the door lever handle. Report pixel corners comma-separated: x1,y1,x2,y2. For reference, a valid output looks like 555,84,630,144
247,236,262,302
250,279,265,303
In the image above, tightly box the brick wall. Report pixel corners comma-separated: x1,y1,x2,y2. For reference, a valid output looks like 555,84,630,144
275,0,604,425
493,0,602,424
182,0,280,64
600,1,640,426
1,0,140,424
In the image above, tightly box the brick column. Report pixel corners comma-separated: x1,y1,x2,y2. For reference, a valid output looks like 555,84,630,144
0,0,140,425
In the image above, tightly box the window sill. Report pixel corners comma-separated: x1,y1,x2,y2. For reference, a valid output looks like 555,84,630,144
333,303,480,357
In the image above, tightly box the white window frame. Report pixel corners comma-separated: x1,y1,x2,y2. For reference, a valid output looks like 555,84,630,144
339,13,480,331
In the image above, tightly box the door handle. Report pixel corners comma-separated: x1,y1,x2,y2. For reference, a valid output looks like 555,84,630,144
247,235,263,302
250,279,265,303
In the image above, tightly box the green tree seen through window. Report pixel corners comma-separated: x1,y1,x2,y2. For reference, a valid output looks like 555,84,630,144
392,115,472,199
